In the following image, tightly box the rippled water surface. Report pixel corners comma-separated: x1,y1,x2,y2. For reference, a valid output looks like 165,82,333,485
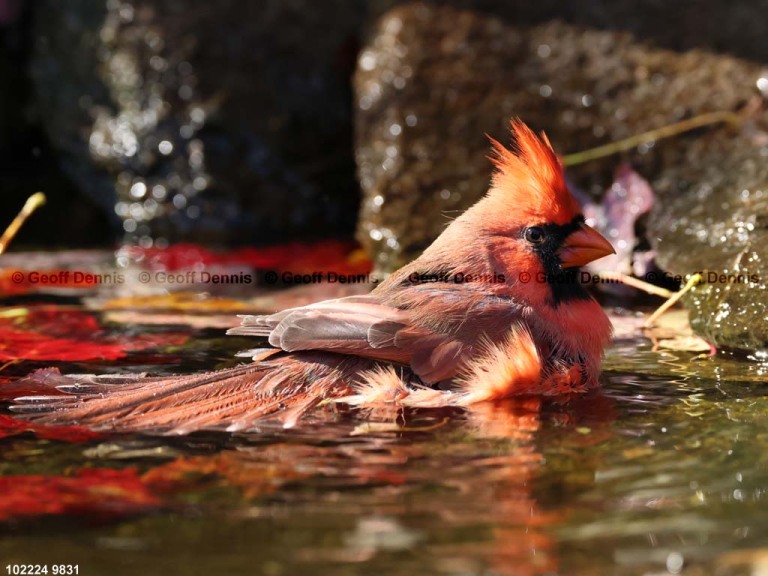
2,307,768,576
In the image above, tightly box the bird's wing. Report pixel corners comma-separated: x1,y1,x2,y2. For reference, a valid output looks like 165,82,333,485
229,288,526,385
228,295,414,363
387,283,529,383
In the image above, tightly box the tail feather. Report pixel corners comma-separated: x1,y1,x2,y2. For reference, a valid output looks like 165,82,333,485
108,370,268,432
23,354,363,434
37,365,262,428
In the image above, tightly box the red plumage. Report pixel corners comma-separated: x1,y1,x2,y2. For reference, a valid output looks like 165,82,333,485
14,119,615,434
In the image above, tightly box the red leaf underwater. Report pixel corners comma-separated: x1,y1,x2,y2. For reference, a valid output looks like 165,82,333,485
0,451,302,524
0,306,189,362
0,468,160,522
0,414,102,442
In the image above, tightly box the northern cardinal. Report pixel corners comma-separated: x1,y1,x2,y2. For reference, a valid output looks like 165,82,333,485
15,120,614,434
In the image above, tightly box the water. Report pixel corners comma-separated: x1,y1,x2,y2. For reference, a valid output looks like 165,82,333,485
1,307,767,576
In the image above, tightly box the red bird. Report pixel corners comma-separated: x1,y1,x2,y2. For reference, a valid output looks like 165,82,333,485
17,120,614,433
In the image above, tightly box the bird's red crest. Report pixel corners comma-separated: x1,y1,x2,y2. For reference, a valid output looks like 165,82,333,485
488,119,581,225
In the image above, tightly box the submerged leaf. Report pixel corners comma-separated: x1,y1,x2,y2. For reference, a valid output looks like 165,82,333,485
142,451,306,499
0,468,160,522
0,306,189,362
0,414,103,442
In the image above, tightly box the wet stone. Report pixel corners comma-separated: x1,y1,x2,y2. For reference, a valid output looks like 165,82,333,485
649,133,768,352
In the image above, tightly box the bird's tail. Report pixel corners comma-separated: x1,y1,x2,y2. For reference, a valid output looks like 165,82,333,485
11,353,363,435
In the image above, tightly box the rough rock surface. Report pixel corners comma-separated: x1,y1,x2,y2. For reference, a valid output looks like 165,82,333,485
649,132,768,352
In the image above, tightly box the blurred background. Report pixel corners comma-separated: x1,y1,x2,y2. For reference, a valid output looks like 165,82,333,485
2,0,768,278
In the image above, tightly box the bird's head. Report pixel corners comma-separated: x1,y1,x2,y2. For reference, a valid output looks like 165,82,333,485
476,119,614,379
459,119,615,306
390,118,614,380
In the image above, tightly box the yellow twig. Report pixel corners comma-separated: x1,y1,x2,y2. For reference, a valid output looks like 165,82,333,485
593,271,675,298
0,192,47,255
0,359,20,373
563,111,742,166
644,273,702,328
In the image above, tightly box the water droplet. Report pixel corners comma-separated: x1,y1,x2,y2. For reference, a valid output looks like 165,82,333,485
118,3,134,22
149,55,166,71
190,107,205,124
385,17,403,35
178,85,194,100
359,51,376,71
638,141,655,154
172,194,187,209
193,176,208,191
757,74,768,96
666,552,684,574
539,85,552,98
130,181,147,199
158,140,173,155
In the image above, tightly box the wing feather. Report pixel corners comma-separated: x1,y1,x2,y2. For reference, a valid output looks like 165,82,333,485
227,290,526,384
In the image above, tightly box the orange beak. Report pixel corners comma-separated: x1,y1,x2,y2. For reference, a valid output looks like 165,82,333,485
557,223,615,268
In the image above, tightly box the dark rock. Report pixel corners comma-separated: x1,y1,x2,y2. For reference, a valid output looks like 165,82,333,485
30,0,372,247
452,0,768,64
649,131,768,352
0,1,111,248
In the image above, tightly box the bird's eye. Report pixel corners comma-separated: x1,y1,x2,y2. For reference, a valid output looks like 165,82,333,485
524,226,545,244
